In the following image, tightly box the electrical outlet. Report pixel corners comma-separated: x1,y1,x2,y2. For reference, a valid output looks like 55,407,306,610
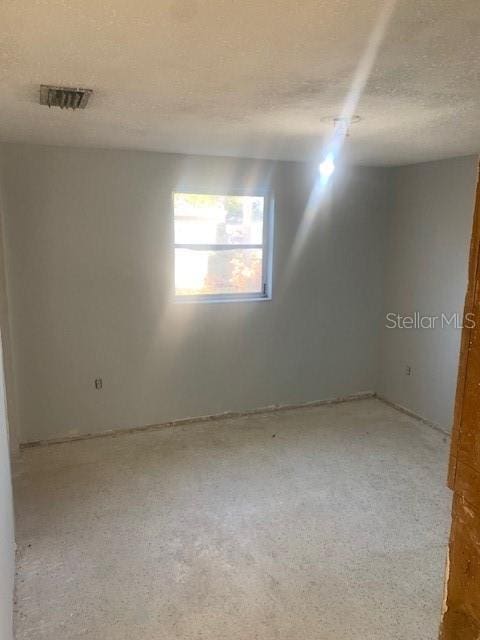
94,378,103,390
405,366,412,376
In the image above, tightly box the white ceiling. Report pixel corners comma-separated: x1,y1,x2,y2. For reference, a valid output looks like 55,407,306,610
1,0,479,165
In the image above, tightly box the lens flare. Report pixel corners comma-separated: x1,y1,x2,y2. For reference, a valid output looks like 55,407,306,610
279,0,398,300
319,154,335,181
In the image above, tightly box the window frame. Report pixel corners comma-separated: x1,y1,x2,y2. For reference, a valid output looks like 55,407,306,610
173,189,274,304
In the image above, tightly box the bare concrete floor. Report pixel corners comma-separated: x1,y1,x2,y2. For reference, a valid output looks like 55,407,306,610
13,398,451,640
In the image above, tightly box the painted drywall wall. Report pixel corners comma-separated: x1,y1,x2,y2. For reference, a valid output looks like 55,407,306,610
0,173,15,640
379,155,478,431
0,186,19,455
0,329,14,639
0,144,388,443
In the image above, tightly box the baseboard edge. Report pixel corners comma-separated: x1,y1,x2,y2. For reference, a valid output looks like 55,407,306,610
20,391,376,449
376,395,451,437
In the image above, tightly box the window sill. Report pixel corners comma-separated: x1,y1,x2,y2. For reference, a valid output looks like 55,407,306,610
174,295,272,305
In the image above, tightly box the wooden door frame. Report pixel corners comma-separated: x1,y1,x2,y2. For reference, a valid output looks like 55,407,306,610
448,165,480,490
441,163,480,639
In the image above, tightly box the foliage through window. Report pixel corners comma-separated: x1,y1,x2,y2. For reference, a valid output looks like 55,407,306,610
174,192,271,300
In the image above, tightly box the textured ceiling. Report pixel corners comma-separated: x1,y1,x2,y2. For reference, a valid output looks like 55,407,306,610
0,0,479,165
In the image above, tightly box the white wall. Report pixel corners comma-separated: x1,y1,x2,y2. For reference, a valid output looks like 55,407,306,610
379,156,478,431
2,144,475,443
0,173,15,640
0,144,388,443
0,332,14,639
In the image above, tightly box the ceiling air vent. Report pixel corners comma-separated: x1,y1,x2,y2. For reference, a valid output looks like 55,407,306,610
39,85,92,110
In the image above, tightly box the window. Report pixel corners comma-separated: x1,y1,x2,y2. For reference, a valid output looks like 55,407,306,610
174,192,272,301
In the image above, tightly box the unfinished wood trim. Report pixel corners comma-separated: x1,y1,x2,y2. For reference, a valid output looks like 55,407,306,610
440,494,480,639
448,163,480,489
19,391,375,449
441,161,480,640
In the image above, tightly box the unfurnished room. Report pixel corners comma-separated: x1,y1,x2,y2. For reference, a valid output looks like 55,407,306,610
0,2,480,639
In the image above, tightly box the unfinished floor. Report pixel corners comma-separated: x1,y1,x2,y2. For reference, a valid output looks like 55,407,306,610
12,397,451,640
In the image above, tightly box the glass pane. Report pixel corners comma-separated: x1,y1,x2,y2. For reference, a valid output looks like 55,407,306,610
174,193,264,245
175,248,263,296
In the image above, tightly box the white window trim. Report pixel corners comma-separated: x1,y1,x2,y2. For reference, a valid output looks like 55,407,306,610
173,190,274,304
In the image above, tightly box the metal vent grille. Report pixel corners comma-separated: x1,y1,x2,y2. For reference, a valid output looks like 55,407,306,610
40,85,92,110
